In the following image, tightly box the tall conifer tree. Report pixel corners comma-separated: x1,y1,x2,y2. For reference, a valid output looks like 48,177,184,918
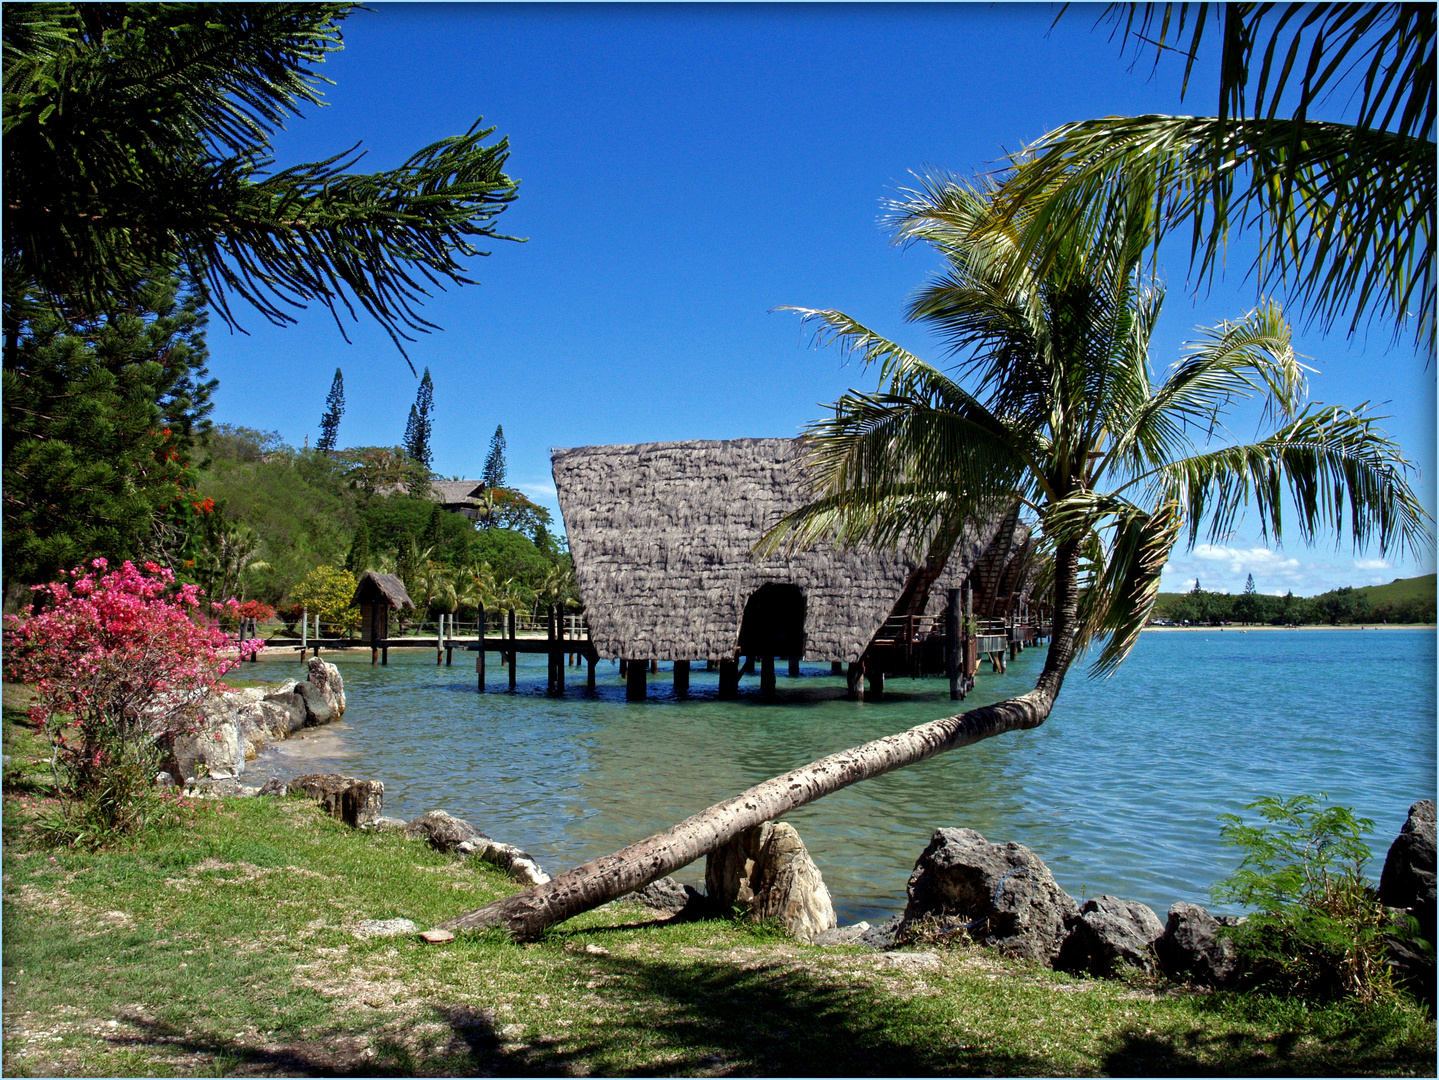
316,367,344,452
404,368,434,467
483,424,507,489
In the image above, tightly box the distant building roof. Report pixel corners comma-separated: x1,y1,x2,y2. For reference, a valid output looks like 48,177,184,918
431,479,486,506
349,571,416,610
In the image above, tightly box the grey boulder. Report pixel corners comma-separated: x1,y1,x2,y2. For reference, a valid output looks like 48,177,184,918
291,680,333,726
705,820,837,943
405,811,549,885
1154,902,1241,987
631,876,712,919
292,773,384,827
260,691,308,735
1380,800,1436,934
900,828,1078,964
1056,895,1164,977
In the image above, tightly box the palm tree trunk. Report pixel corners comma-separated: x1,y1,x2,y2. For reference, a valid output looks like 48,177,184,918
441,539,1082,940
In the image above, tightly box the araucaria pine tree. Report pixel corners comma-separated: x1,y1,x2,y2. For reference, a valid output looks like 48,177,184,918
404,368,434,467
483,424,507,489
1245,574,1257,595
316,367,344,452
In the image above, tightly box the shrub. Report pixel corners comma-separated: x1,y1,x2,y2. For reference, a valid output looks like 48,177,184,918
1213,794,1393,1003
2,559,259,842
288,565,359,635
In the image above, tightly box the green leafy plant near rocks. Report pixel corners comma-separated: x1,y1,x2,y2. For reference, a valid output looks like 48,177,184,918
1213,795,1396,1003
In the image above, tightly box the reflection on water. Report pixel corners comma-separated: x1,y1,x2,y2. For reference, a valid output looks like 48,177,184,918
247,629,1436,923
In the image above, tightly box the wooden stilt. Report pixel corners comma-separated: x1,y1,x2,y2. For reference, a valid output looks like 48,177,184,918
650,658,658,674
587,652,596,691
706,659,717,671
788,656,800,678
625,658,647,701
866,668,884,701
381,646,388,665
761,656,776,700
946,587,961,701
847,661,864,701
619,658,628,676
673,659,690,695
831,661,843,676
477,605,486,692
555,607,565,694
717,659,739,699
508,609,517,692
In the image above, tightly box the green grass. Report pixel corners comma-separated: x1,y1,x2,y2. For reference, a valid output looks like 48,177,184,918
4,687,1434,1076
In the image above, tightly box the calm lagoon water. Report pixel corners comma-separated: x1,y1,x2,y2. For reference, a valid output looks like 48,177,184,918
249,628,1436,924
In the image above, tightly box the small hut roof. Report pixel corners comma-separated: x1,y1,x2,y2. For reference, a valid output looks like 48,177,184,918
349,571,416,610
552,437,1007,662
431,479,486,505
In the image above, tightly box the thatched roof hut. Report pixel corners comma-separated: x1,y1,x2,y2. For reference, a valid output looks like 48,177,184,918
552,437,1011,663
350,571,416,644
350,571,415,610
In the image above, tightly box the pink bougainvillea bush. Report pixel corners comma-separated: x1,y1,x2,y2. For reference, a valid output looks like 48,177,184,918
3,559,263,840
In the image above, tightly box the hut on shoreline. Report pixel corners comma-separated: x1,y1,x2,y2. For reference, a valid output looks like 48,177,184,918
350,571,416,644
552,438,1040,690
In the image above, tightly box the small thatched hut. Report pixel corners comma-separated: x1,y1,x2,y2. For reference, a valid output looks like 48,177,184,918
552,437,1016,665
350,571,416,644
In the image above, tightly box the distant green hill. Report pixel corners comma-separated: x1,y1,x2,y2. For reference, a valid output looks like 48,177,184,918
1354,574,1436,605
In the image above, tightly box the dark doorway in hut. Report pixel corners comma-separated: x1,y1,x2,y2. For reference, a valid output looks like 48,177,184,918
738,583,806,700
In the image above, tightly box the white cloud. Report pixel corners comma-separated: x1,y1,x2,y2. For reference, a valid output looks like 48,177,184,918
1353,557,1393,571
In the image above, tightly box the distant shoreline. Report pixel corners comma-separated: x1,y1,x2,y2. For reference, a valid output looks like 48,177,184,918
1143,623,1436,632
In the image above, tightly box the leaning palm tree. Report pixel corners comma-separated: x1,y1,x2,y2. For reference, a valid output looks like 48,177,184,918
1006,3,1433,350
439,174,1427,940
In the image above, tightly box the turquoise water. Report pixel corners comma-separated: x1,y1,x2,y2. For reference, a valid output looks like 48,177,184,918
249,628,1436,924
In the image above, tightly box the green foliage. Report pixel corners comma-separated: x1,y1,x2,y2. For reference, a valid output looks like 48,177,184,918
1214,795,1393,1003
194,429,357,604
469,528,554,597
2,268,215,598
334,445,432,497
288,565,358,633
344,518,371,574
1154,574,1435,625
316,367,344,453
4,3,522,359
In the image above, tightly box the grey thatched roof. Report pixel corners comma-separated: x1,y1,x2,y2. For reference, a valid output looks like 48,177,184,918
552,437,1007,662
350,571,416,611
431,479,486,506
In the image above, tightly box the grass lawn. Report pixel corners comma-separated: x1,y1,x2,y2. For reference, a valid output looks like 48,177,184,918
4,687,1434,1077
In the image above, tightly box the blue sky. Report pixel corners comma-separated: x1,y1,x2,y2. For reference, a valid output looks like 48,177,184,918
205,2,1436,597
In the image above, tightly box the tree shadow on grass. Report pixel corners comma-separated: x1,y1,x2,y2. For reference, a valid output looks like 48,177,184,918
1097,1000,1433,1077
433,952,1054,1076
95,952,1054,1076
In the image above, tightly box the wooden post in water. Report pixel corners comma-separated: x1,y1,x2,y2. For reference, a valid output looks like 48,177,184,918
761,656,776,701
717,659,739,699
301,610,308,663
866,667,885,701
477,605,486,693
586,651,596,691
436,613,444,666
831,661,843,676
673,659,690,695
508,608,517,691
788,656,800,678
555,606,565,694
545,605,556,693
946,587,962,701
846,660,864,701
625,658,647,701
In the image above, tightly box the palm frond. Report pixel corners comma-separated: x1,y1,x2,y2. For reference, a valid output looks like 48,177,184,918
1153,403,1431,557
1000,114,1433,350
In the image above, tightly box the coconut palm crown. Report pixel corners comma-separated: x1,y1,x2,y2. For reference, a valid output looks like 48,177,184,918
766,176,1429,685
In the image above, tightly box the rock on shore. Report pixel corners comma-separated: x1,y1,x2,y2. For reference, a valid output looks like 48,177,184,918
165,658,346,782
